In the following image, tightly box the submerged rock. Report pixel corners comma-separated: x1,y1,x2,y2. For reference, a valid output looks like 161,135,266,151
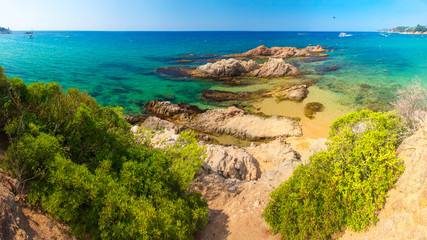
155,66,193,78
202,90,252,102
176,59,195,63
304,102,325,119
145,100,302,140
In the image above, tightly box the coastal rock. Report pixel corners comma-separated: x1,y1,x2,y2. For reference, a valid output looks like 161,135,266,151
145,101,303,141
305,45,326,53
226,45,326,58
123,114,145,124
245,138,301,168
138,116,185,133
202,90,252,102
252,58,300,77
204,145,262,181
192,59,260,78
191,58,300,79
341,121,427,240
275,84,308,101
270,47,311,58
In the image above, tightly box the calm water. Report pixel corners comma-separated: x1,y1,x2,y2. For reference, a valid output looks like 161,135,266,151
0,31,426,113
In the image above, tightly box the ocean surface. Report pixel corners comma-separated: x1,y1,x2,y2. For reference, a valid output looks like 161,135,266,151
0,31,426,114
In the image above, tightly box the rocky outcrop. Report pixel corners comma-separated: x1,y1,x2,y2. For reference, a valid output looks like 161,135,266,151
133,117,262,181
145,100,303,141
305,45,326,53
252,58,300,77
191,58,299,79
138,116,185,133
204,145,261,181
279,84,308,101
226,45,326,58
245,138,300,168
341,121,427,240
192,59,260,78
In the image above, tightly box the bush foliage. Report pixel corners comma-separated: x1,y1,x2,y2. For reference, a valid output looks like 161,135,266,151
0,67,208,239
263,110,406,239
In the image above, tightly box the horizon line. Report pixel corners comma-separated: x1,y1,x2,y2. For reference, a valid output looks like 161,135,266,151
9,29,379,32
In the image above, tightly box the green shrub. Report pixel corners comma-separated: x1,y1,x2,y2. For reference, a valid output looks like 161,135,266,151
263,110,405,239
0,67,208,239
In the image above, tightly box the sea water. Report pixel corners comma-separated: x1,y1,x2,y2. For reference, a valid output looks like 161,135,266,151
0,31,426,114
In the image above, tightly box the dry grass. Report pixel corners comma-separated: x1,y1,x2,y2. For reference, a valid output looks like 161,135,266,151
391,79,427,135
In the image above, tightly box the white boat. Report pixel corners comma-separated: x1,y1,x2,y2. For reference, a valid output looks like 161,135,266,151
339,32,352,37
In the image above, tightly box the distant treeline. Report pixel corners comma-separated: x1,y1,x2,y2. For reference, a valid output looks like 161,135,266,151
381,24,427,33
0,26,12,34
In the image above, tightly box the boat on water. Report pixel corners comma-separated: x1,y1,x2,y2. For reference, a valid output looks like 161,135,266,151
339,32,352,37
24,31,34,38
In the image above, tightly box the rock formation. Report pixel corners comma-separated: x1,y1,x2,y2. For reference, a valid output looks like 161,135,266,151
191,58,299,79
204,145,261,181
278,84,308,101
245,138,301,169
225,45,326,58
252,58,300,77
192,59,260,78
341,121,427,239
145,100,303,141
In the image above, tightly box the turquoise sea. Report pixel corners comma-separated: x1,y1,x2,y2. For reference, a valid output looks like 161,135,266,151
0,31,426,114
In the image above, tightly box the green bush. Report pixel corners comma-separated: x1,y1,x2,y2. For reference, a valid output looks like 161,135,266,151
263,110,406,239
0,66,208,239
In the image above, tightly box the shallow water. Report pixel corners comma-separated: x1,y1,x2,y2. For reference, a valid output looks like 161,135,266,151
0,31,426,115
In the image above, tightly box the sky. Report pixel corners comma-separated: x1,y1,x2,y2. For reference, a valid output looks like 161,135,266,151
1,0,427,31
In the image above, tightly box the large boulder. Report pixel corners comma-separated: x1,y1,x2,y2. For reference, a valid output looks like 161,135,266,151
245,138,300,168
280,84,308,101
305,45,326,53
204,145,262,181
226,45,326,58
252,58,300,78
145,101,303,141
192,59,260,78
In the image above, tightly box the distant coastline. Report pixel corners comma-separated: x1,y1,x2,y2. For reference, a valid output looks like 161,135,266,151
0,26,12,34
381,24,427,35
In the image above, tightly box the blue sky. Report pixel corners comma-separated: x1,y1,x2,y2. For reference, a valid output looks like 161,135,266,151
1,0,427,31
